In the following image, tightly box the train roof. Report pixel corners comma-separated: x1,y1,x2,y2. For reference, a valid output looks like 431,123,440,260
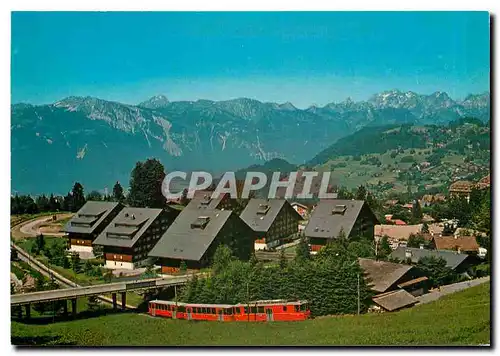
150,299,308,308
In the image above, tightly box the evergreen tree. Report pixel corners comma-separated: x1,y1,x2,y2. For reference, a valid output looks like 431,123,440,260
278,249,288,269
355,185,367,200
48,194,61,211
128,159,166,208
35,194,50,212
71,182,86,212
70,252,81,273
416,256,457,287
295,237,311,263
86,190,103,201
421,222,430,234
211,245,233,275
83,260,93,276
407,234,427,248
112,181,126,203
179,261,187,272
378,236,392,259
35,234,46,253
411,200,423,223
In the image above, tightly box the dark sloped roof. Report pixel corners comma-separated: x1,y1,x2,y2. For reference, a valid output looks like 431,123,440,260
62,201,122,235
372,290,418,311
239,199,301,232
184,190,228,210
358,258,413,293
389,247,469,270
148,208,234,261
304,199,372,239
93,207,163,248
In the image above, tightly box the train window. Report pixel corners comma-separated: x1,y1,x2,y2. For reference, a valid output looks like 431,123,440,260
226,308,232,315
257,306,264,313
283,306,287,312
250,307,257,314
244,307,249,314
203,307,207,314
211,308,215,314
295,305,299,312
178,306,185,312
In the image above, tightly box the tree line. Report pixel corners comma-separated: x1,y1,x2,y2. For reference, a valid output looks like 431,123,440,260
11,158,172,214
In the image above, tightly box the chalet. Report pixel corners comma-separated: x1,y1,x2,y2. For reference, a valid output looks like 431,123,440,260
92,207,179,270
185,190,234,210
304,200,379,253
375,224,424,244
477,174,490,190
148,208,254,274
358,258,428,297
430,235,480,255
449,180,475,202
389,247,477,273
239,199,303,250
62,201,124,254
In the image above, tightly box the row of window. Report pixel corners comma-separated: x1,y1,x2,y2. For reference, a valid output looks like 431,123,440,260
152,304,305,314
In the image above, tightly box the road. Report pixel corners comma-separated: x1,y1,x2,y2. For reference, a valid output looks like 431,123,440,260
12,213,73,239
416,276,490,305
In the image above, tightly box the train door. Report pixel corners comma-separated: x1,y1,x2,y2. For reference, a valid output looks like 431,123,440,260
172,306,177,319
217,309,224,321
266,308,273,321
151,303,156,317
187,307,192,321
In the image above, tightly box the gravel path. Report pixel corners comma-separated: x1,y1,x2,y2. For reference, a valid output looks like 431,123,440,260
416,276,490,305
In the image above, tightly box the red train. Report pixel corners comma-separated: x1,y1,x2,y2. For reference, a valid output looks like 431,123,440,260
148,299,310,322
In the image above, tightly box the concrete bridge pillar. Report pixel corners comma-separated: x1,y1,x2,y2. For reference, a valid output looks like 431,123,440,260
25,304,30,319
63,300,68,316
71,298,77,318
112,293,117,310
121,292,126,310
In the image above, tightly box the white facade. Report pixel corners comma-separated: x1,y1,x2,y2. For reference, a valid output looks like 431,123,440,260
105,260,135,270
254,239,281,251
69,245,93,253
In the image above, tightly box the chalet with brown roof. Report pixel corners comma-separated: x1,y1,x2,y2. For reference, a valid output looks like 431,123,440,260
358,258,428,296
449,180,475,202
430,235,480,255
477,174,490,190
375,224,423,243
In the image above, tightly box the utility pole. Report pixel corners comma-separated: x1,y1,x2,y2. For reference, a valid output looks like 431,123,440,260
247,280,250,322
357,273,360,316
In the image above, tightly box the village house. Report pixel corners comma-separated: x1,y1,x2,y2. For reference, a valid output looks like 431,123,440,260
239,198,302,250
429,235,480,255
477,174,491,190
304,200,379,253
148,208,254,274
62,201,124,254
448,180,475,202
389,247,477,274
374,224,424,244
359,258,428,313
184,190,234,210
384,214,407,225
92,207,179,270
359,258,428,296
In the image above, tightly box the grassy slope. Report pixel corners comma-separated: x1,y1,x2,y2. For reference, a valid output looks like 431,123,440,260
12,282,490,346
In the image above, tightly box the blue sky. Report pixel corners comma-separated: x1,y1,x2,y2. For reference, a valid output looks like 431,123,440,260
11,11,490,108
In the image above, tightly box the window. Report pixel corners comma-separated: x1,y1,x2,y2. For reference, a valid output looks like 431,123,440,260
178,306,185,312
211,308,215,314
226,308,232,315
295,305,299,312
257,306,264,313
244,306,249,314
283,306,287,312
250,306,257,314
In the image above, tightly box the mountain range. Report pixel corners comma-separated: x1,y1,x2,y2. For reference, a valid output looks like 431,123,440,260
11,90,490,194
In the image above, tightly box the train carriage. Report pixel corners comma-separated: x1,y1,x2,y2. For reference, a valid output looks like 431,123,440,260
148,299,310,322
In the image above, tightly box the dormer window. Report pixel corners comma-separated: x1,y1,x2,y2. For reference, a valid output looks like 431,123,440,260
191,216,210,229
332,205,347,215
257,204,270,215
